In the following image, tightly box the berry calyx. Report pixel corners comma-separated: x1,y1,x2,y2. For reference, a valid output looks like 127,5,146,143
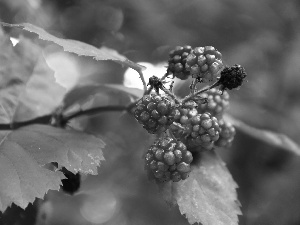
133,93,176,134
167,45,193,80
145,137,193,182
148,75,163,93
218,64,247,91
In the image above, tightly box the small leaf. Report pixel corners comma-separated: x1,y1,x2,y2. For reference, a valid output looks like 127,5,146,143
173,151,241,225
0,143,64,211
1,22,145,72
8,125,105,175
225,114,300,156
63,84,142,110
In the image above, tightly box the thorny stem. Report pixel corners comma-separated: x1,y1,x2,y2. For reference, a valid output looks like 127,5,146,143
182,80,220,104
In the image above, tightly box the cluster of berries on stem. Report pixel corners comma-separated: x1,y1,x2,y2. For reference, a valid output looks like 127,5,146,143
132,45,247,183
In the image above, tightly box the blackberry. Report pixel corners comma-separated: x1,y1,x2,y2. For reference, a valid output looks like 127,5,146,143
187,112,221,151
215,119,236,148
145,137,193,182
196,88,229,118
218,64,247,91
169,102,198,139
133,93,176,134
185,46,223,82
167,45,193,80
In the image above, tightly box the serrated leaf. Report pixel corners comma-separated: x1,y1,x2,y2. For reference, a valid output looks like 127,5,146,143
63,84,142,110
173,151,241,225
0,144,64,211
225,114,300,156
1,22,145,72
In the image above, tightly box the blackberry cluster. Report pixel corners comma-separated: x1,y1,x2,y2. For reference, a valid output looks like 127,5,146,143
133,93,176,134
185,46,224,82
167,45,193,80
131,45,245,183
196,88,230,118
145,137,193,182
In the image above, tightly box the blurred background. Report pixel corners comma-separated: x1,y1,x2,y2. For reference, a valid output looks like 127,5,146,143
0,0,300,224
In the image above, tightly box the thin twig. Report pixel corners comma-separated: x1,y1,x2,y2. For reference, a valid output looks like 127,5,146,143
190,78,198,94
138,70,147,93
160,86,181,104
160,72,170,82
0,115,52,130
0,105,129,130
182,80,220,104
63,105,128,122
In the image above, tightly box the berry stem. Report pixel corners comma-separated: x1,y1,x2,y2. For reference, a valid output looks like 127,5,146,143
190,79,198,94
160,73,170,82
160,85,181,104
138,70,147,92
182,80,220,104
167,129,177,140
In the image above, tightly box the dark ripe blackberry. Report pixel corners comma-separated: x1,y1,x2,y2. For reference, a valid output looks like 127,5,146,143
186,112,221,151
185,46,224,82
167,45,193,80
214,119,236,148
145,137,193,182
196,88,230,118
218,64,247,91
133,93,176,134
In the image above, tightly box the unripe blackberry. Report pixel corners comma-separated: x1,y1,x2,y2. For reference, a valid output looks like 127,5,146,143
187,112,221,151
196,88,230,118
145,137,193,182
169,102,198,139
167,45,193,80
185,46,223,82
133,94,176,134
215,119,236,148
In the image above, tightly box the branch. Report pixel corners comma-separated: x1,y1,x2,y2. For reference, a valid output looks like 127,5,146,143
0,106,128,130
0,115,52,130
62,105,128,122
